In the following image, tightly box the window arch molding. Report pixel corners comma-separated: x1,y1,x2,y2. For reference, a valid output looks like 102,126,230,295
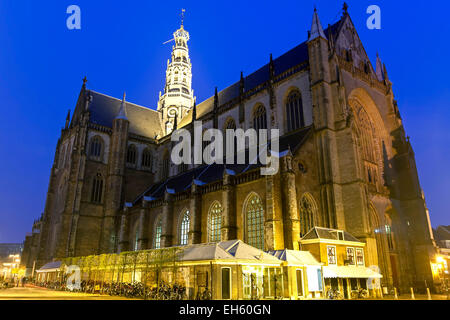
242,192,265,250
207,201,223,243
299,193,319,237
223,117,237,131
252,103,267,131
178,208,190,246
284,88,305,132
141,147,153,170
126,144,138,166
89,135,104,161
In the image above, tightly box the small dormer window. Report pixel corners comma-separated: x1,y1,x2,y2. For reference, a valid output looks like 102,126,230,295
338,231,344,240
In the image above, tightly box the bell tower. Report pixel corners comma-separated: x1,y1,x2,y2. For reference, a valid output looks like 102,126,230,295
158,9,195,136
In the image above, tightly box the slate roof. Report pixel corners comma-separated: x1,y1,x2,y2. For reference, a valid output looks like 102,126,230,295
133,126,312,203
301,227,363,243
178,20,341,129
88,91,163,138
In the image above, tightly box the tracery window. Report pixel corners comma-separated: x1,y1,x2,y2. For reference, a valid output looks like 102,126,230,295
179,210,190,246
89,136,103,160
91,173,103,203
154,218,162,249
299,194,317,237
245,194,264,250
126,144,137,165
161,154,170,180
142,148,153,169
252,104,267,131
208,202,222,243
286,90,305,132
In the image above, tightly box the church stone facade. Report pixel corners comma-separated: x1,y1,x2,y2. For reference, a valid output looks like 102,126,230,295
24,6,437,292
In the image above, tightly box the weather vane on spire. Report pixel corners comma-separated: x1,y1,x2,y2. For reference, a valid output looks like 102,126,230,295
180,8,186,27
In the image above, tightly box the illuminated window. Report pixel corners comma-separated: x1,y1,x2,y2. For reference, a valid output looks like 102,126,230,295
154,218,162,249
356,248,365,266
245,194,264,250
327,246,337,265
286,90,304,132
208,202,222,243
179,210,190,246
346,247,355,265
253,104,267,131
134,230,139,251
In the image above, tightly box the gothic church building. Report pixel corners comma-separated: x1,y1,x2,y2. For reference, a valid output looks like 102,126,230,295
26,6,437,291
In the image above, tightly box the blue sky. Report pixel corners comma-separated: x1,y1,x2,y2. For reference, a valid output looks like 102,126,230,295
0,0,449,242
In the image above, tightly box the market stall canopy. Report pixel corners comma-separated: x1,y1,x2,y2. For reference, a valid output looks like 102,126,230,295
323,265,382,279
36,261,62,273
267,249,322,266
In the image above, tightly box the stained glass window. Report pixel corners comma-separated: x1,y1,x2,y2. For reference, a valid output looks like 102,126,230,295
179,210,190,246
246,194,264,250
286,90,304,132
253,105,267,131
208,202,222,243
154,218,162,249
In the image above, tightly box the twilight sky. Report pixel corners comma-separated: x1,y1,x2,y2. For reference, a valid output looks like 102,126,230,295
0,0,448,242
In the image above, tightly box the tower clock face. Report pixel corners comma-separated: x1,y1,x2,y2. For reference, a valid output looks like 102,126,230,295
168,107,177,117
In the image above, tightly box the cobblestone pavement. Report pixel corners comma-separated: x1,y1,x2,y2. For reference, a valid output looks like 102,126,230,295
0,286,135,300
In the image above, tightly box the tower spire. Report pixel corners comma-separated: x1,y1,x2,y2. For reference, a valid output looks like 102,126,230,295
308,7,327,41
158,12,194,135
116,92,128,120
180,8,185,27
375,52,384,81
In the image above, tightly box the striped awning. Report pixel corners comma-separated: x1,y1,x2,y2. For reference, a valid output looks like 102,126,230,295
323,265,382,279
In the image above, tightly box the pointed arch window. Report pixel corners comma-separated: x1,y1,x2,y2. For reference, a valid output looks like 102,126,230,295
208,202,223,243
299,194,318,237
91,173,104,203
126,144,137,165
154,217,162,249
134,230,139,251
161,153,170,180
142,148,153,170
89,136,103,160
252,104,267,131
245,193,264,250
179,210,190,246
224,118,236,130
286,90,305,132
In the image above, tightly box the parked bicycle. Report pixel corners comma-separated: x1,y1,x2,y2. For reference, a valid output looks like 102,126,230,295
327,288,344,300
350,288,369,299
